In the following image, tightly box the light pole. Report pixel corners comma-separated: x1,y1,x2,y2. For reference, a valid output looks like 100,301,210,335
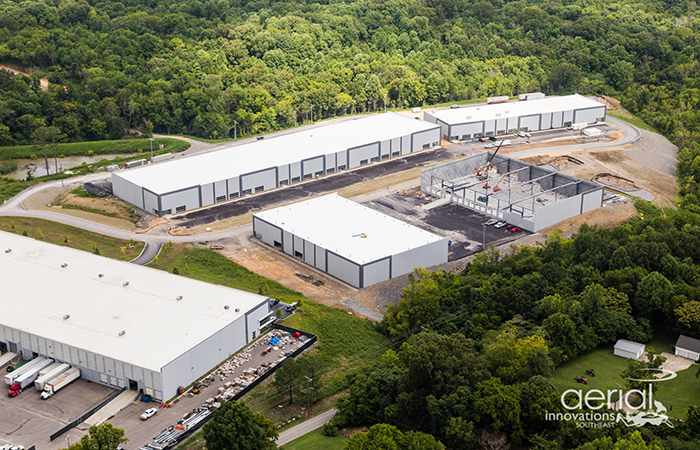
149,138,153,159
384,93,387,113
233,120,238,141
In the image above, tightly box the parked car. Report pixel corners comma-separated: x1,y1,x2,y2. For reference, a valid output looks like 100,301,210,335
256,136,265,140
485,219,499,226
485,144,495,149
478,137,485,142
494,221,507,228
450,104,460,109
141,408,158,420
269,298,280,308
286,302,298,312
488,136,497,141
509,226,521,232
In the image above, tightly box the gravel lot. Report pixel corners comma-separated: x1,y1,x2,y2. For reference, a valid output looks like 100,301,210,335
623,129,678,177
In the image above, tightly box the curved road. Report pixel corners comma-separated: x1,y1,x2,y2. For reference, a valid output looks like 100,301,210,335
0,116,645,265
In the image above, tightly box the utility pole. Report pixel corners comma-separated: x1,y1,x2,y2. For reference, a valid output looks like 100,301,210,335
233,120,238,141
305,376,313,416
384,93,387,113
149,138,154,159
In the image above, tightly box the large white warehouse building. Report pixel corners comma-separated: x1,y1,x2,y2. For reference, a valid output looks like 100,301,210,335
253,194,449,288
424,94,606,141
113,113,441,216
0,231,271,401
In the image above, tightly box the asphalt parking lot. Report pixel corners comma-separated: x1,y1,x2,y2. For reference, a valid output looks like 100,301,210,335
363,194,528,261
0,378,116,449
172,148,456,228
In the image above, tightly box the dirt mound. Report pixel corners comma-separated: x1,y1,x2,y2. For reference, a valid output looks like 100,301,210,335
168,227,192,236
592,173,638,191
135,217,171,233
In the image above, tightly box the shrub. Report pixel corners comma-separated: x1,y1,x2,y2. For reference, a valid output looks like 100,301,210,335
29,154,37,160
173,267,180,275
322,422,339,437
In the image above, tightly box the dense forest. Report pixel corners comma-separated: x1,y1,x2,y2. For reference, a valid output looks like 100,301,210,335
5,0,700,448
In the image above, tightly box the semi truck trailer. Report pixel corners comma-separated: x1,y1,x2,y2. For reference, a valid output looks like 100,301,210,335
34,363,70,391
41,367,80,399
5,357,47,385
9,358,54,397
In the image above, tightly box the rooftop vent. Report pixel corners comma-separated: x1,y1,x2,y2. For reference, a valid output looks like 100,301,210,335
61,263,68,268
98,273,104,278
235,308,241,312
118,330,126,336
224,305,230,310
114,314,119,319
176,295,183,301
4,249,10,253
123,281,129,287
63,314,70,320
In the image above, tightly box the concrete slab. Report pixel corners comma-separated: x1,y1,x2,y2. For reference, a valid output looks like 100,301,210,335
85,389,139,426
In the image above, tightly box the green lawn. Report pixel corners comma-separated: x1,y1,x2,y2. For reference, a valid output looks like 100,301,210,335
551,345,700,419
0,137,189,159
280,428,349,450
654,364,700,419
0,216,144,260
551,347,632,395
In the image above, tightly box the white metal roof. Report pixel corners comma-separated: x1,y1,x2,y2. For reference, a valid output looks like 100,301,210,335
254,193,446,265
428,94,604,124
0,232,266,373
614,339,645,353
114,113,439,195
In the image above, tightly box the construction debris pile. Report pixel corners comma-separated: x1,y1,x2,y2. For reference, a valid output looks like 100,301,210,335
137,329,313,450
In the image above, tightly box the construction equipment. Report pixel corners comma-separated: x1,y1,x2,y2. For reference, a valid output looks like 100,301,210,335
476,140,505,181
492,170,511,192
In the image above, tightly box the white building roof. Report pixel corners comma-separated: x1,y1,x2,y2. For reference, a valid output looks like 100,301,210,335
428,94,604,124
614,339,645,354
254,193,446,265
0,232,266,373
115,113,439,195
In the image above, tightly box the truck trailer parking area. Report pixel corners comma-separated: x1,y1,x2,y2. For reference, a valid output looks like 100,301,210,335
0,378,115,449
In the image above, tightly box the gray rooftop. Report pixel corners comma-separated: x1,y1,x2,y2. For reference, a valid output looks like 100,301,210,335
676,335,700,353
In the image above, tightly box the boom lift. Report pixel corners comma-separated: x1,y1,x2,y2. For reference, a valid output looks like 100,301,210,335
476,140,505,181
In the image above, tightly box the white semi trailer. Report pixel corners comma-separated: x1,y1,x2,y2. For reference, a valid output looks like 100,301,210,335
41,367,81,399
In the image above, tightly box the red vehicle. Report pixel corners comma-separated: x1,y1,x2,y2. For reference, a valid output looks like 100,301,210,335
478,137,485,142
508,226,520,232
8,382,20,397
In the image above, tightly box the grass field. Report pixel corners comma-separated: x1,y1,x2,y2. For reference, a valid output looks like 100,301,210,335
607,111,657,133
551,345,700,419
0,137,189,159
0,216,145,260
148,244,307,303
280,428,350,450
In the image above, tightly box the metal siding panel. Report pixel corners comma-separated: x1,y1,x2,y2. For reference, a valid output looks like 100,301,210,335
362,258,391,287
552,111,563,128
380,140,390,157
302,156,324,176
214,180,226,199
574,106,606,124
391,138,401,154
293,235,304,256
327,252,360,287
496,118,507,133
200,182,215,206
401,136,411,155
507,117,518,131
519,115,540,131
315,245,326,270
228,177,239,196
348,143,380,168
160,187,200,213
240,168,276,192
112,175,145,209
452,122,483,137
411,129,439,151
290,162,302,178
582,189,604,212
532,195,581,231
283,230,293,254
391,240,449,278
563,110,574,123
143,190,159,215
303,240,315,265
336,151,346,167
254,217,282,246
278,165,289,182
325,154,336,170
541,113,552,129
483,119,496,134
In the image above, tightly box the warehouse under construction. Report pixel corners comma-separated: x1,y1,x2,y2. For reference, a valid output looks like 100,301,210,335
420,152,604,232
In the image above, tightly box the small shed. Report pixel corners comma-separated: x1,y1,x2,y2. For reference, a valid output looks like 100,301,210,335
582,127,602,137
614,339,646,359
675,335,700,361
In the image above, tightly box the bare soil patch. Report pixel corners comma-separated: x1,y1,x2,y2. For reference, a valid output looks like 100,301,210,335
0,64,49,91
592,173,638,191
217,234,356,307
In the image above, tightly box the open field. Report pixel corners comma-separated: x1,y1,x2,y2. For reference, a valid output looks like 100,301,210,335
280,427,349,450
550,345,699,419
0,216,144,260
